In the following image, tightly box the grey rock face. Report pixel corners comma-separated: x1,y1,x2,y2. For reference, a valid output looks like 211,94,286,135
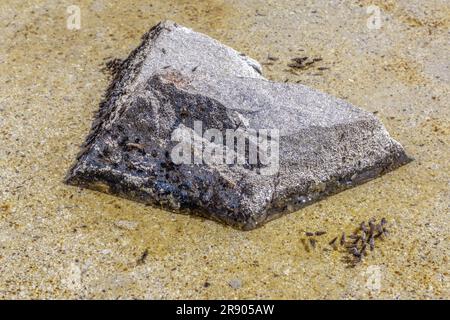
66,20,411,230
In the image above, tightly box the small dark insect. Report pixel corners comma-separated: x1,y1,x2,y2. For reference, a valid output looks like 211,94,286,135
288,57,316,70
369,236,375,251
288,62,312,69
349,247,361,258
374,231,383,239
291,57,308,64
360,243,367,256
192,66,198,72
203,282,211,288
352,236,361,245
339,217,390,266
329,237,338,246
360,221,368,233
305,232,315,237
340,233,346,246
309,238,317,249
376,223,384,234
368,219,376,235
361,230,367,243
315,231,327,236
137,248,149,265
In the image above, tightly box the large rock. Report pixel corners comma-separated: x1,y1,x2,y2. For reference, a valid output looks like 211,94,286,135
66,21,411,230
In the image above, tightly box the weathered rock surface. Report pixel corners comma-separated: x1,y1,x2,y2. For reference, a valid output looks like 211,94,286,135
66,20,411,230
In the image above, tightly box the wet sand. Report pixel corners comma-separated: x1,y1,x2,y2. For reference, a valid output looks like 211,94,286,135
0,0,448,299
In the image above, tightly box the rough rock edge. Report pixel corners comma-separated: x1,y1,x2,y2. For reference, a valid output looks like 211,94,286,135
66,73,412,230
65,22,413,230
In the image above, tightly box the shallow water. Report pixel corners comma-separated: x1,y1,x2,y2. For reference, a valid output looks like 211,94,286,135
0,0,448,298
